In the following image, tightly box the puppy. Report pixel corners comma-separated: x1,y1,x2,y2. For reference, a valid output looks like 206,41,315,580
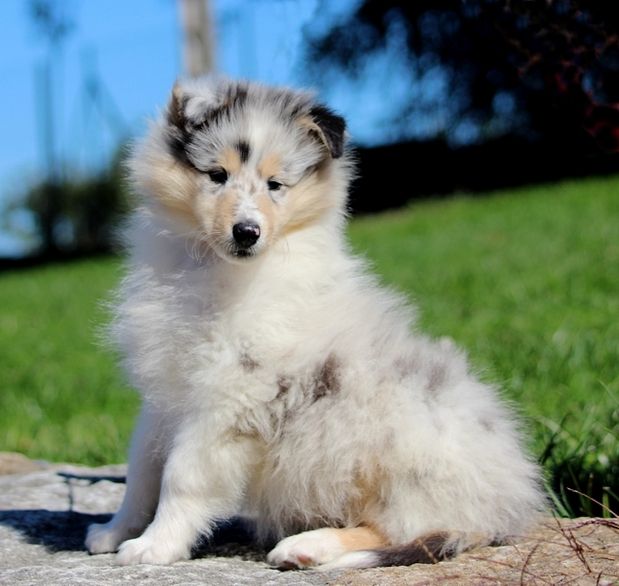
86,77,544,570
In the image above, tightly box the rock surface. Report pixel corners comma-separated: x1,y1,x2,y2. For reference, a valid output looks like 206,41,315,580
0,453,618,585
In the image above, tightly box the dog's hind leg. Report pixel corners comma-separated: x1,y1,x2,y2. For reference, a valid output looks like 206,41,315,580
267,527,475,570
267,525,388,570
86,406,164,554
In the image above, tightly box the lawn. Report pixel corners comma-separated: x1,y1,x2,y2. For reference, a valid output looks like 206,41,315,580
1,175,617,514
0,258,136,465
351,177,618,431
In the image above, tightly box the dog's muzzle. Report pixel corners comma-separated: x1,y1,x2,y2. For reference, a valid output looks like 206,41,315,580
232,222,260,249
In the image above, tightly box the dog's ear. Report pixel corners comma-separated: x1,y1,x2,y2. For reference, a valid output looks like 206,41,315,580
166,80,248,131
167,83,188,130
166,82,216,130
301,104,347,159
166,81,239,164
165,83,196,163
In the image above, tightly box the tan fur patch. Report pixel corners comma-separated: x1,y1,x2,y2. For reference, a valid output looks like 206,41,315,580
297,115,330,155
282,168,335,236
257,152,281,180
142,156,200,228
212,191,238,239
219,148,242,174
255,193,276,242
349,464,386,523
333,526,389,552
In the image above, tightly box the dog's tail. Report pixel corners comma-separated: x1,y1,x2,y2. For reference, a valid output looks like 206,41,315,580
318,531,490,570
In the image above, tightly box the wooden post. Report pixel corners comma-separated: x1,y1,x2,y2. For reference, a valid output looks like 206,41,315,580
178,0,215,77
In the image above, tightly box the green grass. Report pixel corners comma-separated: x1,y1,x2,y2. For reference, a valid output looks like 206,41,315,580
1,175,617,514
350,178,618,430
0,258,137,465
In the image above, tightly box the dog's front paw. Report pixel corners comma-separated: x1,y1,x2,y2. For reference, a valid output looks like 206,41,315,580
86,522,127,554
116,534,190,566
267,529,344,570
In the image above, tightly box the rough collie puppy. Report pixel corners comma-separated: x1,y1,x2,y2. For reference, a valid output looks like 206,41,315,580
85,77,544,570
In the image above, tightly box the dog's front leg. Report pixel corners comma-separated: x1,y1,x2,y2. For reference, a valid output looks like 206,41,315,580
86,406,164,554
115,414,255,566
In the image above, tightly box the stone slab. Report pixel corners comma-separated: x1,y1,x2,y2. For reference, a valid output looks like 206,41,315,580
0,456,617,585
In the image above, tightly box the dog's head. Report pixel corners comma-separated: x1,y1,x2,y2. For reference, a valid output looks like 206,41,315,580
132,78,349,262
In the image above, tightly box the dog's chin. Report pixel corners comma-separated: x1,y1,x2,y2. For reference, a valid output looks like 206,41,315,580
215,245,260,265
232,248,257,260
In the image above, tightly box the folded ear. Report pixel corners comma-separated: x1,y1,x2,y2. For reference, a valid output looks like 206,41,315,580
301,104,347,159
167,83,188,130
165,80,246,164
166,80,248,131
166,82,217,130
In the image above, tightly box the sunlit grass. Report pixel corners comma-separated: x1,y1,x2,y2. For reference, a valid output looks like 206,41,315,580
349,177,619,431
0,258,137,465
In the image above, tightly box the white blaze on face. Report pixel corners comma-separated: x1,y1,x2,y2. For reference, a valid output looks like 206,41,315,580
233,177,264,229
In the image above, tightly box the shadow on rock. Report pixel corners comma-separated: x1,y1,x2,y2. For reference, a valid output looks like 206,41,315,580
0,509,112,551
0,508,266,560
57,471,126,484
193,517,268,563
1,469,268,560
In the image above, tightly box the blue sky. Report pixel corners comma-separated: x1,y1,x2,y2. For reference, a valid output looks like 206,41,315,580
0,1,512,256
1,0,378,256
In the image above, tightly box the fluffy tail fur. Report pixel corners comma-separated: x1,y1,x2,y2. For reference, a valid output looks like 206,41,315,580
267,526,492,571
318,531,478,570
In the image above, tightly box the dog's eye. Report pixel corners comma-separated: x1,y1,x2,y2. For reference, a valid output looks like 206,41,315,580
267,179,282,191
207,169,228,185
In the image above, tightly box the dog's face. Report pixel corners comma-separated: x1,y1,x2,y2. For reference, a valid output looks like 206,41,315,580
135,79,347,262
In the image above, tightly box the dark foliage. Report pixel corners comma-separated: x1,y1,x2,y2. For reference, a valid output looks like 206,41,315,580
6,148,131,259
350,135,619,213
308,0,619,151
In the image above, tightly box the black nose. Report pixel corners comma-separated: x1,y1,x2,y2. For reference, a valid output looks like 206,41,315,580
232,222,260,248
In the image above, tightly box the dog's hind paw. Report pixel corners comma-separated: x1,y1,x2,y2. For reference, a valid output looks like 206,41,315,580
267,528,345,569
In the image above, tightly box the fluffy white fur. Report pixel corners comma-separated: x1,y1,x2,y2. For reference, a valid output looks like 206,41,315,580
86,77,544,569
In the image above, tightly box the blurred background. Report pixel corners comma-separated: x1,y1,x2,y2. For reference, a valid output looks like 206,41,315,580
2,0,619,259
0,0,617,518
